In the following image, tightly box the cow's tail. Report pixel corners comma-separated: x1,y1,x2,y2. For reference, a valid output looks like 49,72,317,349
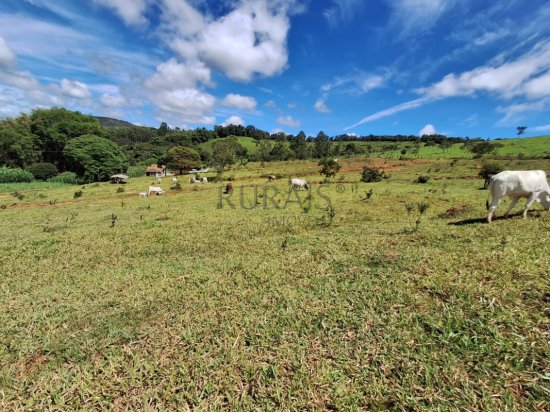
486,177,494,210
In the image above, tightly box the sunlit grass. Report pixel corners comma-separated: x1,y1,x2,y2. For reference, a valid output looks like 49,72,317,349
0,157,549,410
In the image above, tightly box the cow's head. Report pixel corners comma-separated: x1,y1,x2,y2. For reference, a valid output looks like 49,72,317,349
540,191,550,210
304,183,310,190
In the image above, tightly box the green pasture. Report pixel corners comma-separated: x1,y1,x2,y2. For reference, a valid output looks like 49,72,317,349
1,157,549,410
197,135,550,161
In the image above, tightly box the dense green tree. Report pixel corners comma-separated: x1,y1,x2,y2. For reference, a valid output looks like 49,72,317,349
31,108,106,169
254,139,273,163
270,141,290,161
64,134,128,181
226,136,248,164
313,131,331,158
158,122,169,136
0,125,37,167
289,131,308,160
318,157,341,181
166,146,201,174
198,146,212,163
211,137,246,177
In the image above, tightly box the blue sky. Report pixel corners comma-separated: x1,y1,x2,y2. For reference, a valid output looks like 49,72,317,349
1,0,550,138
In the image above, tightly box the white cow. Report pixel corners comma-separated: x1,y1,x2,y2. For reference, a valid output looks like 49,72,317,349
139,192,148,198
189,176,200,184
291,178,310,190
148,186,165,196
172,177,178,183
202,177,208,183
487,170,550,223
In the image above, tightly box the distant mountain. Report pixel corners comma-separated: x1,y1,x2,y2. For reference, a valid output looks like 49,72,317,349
95,116,136,128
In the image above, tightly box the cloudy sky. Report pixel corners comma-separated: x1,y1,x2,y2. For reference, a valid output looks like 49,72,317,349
1,0,549,138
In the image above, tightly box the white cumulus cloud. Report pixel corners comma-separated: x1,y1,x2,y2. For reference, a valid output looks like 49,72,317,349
222,115,245,127
419,124,436,136
277,115,300,128
222,93,257,111
314,98,331,114
93,0,152,26
59,79,92,99
145,58,213,90
149,88,216,125
164,0,293,82
100,93,126,107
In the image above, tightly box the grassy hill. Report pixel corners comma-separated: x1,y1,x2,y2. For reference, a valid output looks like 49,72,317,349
199,134,550,160
198,135,259,153
95,116,136,129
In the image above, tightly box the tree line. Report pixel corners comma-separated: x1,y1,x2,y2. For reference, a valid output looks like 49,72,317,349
0,107,492,182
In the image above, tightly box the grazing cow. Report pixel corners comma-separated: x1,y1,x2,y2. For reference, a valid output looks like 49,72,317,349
487,170,550,223
291,178,310,190
172,177,178,183
267,175,276,182
202,177,208,183
148,186,165,196
139,192,148,198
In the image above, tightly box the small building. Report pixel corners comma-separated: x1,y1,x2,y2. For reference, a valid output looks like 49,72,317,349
110,174,128,184
145,164,166,177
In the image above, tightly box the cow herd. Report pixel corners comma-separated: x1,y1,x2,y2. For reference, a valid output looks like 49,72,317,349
137,169,550,223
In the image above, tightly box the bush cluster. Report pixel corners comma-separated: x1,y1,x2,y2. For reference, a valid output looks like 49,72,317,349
27,163,58,180
360,166,387,183
0,167,34,183
49,172,78,184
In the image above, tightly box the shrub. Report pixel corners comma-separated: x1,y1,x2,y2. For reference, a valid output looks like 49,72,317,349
360,166,387,183
74,190,83,199
416,175,430,183
27,163,58,180
49,171,78,184
0,167,34,183
116,187,125,193
478,162,503,189
12,191,25,200
318,158,341,181
126,165,146,178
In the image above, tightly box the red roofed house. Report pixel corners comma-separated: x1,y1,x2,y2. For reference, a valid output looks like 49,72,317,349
144,164,166,178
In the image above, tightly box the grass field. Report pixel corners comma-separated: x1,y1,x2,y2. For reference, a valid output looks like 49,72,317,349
1,156,549,410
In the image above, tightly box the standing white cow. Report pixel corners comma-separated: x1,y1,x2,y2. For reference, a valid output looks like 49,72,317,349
487,170,550,222
202,177,208,183
148,186,165,196
172,177,178,183
291,178,310,190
